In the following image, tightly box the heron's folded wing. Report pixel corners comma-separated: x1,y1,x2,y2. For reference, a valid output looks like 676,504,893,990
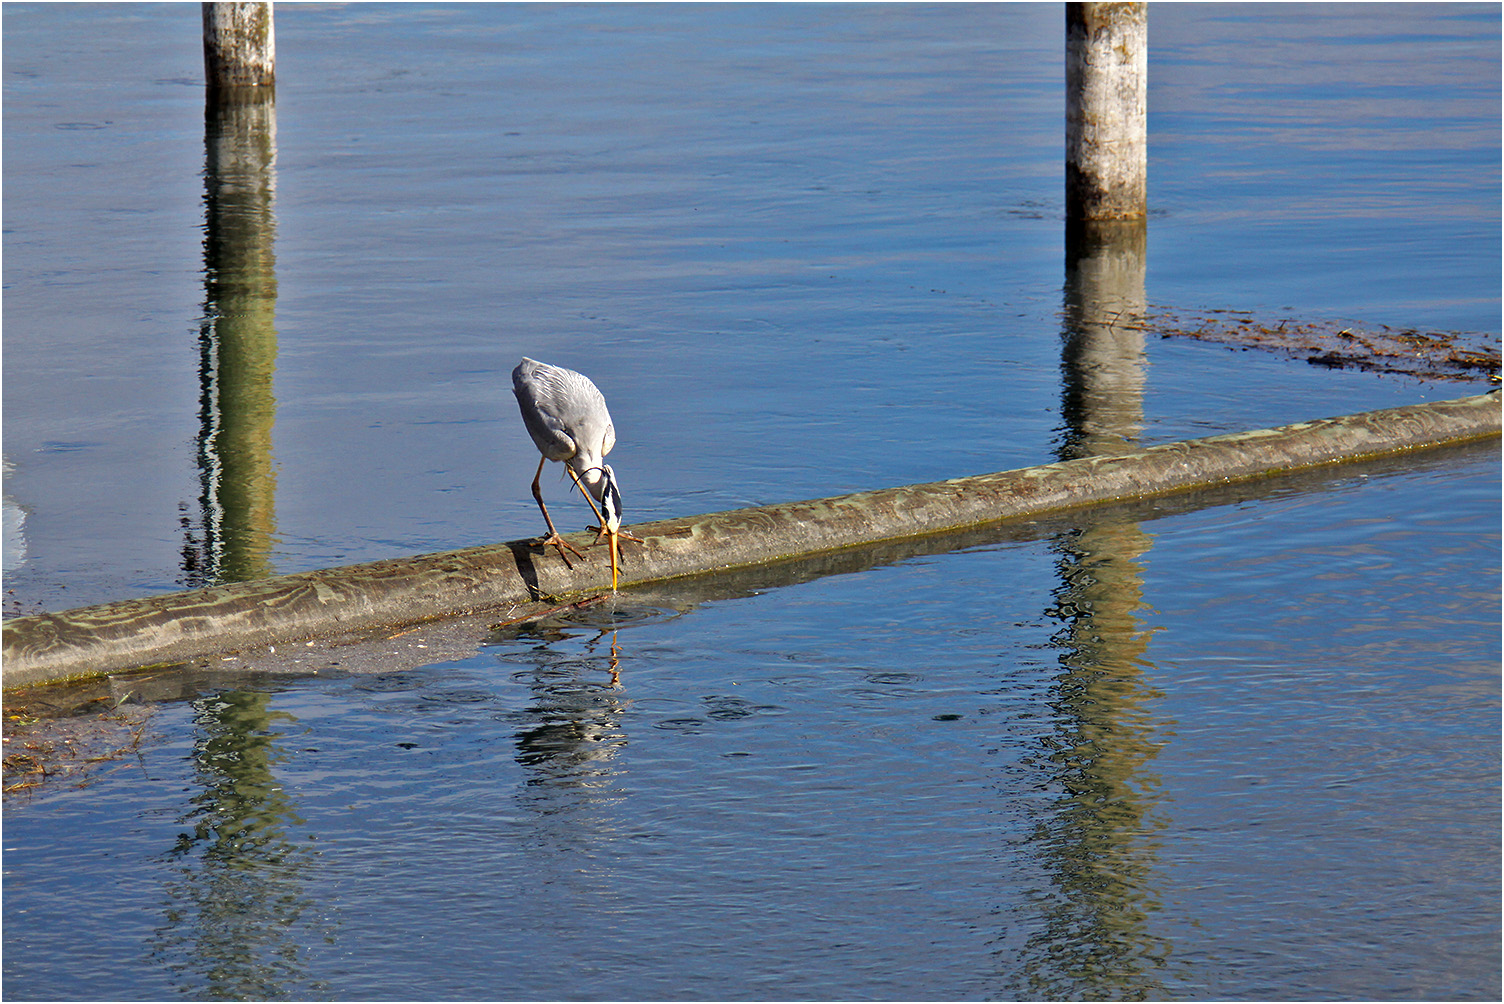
513,362,579,461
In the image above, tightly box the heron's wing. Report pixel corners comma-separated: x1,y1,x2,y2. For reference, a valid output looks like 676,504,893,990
512,358,613,465
513,360,579,460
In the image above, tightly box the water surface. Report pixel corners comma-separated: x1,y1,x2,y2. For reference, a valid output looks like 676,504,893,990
4,443,1498,1001
3,1,1497,610
2,4,1499,1001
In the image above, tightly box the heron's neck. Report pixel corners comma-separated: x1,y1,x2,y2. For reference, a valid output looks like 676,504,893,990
572,462,605,499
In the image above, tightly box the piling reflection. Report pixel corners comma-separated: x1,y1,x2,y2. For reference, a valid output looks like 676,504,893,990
1014,522,1171,999
1003,216,1172,997
151,690,329,1000
1059,218,1148,460
182,88,280,586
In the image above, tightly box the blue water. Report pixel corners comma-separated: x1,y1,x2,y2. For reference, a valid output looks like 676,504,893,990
3,3,1500,1000
4,444,1497,1001
3,2,1497,610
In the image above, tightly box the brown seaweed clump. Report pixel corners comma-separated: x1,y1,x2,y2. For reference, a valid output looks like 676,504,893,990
1132,308,1501,383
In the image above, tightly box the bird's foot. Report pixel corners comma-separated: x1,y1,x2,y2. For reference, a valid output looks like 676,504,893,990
537,532,586,567
590,526,644,545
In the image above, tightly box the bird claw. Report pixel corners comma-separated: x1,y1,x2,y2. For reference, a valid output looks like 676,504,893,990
590,526,644,545
536,532,586,567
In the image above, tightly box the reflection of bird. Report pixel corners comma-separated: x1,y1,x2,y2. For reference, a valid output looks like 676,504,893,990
512,357,632,589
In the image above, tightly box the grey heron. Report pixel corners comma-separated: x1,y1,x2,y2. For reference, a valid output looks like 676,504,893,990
512,357,634,589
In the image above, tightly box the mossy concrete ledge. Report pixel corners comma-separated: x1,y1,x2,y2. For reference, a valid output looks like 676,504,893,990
4,391,1498,688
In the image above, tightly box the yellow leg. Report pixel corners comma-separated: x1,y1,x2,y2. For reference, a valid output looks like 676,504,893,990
531,457,585,566
564,464,607,526
561,464,643,592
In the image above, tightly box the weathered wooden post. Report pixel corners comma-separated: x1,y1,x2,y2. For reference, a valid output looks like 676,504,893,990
1065,2,1147,220
1062,3,1149,456
202,1,275,91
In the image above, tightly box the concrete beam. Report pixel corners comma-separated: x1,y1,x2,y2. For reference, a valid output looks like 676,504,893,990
4,392,1497,688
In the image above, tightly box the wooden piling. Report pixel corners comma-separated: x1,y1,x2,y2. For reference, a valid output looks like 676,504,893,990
1065,2,1147,220
3,392,1498,688
202,1,275,91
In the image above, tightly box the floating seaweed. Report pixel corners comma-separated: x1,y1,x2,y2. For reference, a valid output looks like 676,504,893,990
3,692,154,797
1124,308,1500,383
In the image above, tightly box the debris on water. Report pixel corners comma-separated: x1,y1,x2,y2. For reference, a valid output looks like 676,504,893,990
1126,308,1501,382
489,592,611,630
3,694,153,797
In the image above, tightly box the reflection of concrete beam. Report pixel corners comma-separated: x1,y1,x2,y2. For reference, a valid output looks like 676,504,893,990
3,393,1498,686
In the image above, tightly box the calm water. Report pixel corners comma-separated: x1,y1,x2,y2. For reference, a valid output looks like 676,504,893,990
3,2,1498,610
3,3,1500,1000
3,444,1498,1001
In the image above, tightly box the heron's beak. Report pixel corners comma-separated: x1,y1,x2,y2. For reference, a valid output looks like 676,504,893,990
608,526,620,591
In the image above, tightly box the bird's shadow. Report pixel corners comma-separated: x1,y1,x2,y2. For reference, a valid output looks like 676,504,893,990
506,540,546,602
506,529,636,603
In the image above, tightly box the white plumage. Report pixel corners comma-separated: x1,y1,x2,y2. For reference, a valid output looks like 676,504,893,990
512,357,629,588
